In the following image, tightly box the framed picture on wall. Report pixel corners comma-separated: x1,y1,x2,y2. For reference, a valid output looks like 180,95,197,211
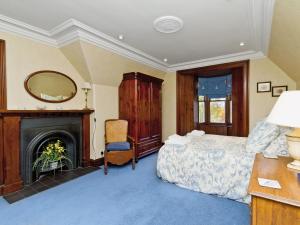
257,81,271,93
272,85,288,97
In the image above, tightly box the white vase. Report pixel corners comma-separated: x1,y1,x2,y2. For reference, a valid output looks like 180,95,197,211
50,161,58,169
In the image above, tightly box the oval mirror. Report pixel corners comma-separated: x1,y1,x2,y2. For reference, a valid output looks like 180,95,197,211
25,70,77,103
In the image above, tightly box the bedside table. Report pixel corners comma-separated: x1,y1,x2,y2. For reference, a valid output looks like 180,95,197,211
248,153,300,225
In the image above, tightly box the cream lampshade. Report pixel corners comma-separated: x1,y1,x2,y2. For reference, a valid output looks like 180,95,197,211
82,82,92,90
267,90,300,170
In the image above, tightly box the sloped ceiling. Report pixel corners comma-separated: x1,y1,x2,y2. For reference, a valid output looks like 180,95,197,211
60,40,166,86
268,0,300,87
60,41,92,82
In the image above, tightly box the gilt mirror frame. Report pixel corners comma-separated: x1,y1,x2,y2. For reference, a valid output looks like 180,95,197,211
24,70,77,103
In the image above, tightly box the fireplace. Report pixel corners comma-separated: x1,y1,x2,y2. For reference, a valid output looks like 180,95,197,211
21,117,82,184
0,109,94,195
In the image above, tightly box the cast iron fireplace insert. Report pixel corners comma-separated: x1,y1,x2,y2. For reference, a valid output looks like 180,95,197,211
20,117,82,184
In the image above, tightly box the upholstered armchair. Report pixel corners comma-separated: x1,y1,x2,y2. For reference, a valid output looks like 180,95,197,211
104,119,135,175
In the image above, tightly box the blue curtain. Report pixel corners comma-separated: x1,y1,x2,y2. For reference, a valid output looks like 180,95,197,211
198,75,232,98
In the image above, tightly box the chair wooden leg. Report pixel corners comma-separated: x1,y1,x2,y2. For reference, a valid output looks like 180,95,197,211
132,157,135,170
104,151,108,175
132,149,135,170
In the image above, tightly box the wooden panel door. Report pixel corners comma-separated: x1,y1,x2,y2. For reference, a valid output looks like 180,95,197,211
0,117,3,192
150,82,161,139
0,40,5,193
137,80,151,142
176,73,196,135
0,40,6,110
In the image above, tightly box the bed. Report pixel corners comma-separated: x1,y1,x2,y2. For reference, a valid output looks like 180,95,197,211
157,121,289,204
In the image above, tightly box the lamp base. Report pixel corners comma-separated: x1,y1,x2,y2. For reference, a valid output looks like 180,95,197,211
286,128,300,171
287,160,300,171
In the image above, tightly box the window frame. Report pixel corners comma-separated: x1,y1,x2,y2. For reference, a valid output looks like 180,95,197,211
198,95,232,125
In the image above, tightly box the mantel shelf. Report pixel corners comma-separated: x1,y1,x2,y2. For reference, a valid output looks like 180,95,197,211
0,109,94,116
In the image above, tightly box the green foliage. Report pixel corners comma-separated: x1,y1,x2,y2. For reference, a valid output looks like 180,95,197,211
33,139,72,171
210,101,225,123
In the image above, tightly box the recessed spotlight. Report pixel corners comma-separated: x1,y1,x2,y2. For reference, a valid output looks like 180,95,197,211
240,42,245,46
118,34,124,40
163,58,168,62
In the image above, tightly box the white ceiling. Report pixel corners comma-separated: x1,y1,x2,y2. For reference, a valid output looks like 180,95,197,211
0,0,275,70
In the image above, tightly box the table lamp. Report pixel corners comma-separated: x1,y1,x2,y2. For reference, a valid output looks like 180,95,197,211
82,82,92,109
267,91,300,170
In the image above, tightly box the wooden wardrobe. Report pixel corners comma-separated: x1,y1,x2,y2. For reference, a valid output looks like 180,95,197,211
119,72,163,159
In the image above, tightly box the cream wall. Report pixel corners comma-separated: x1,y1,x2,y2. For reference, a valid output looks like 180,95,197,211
161,57,297,138
268,0,300,88
162,72,176,141
0,32,86,110
92,84,118,159
249,58,296,129
79,41,166,86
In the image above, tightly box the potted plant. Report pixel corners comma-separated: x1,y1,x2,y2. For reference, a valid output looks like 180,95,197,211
33,139,72,172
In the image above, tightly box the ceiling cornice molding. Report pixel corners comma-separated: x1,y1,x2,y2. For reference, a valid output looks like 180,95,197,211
0,14,168,71
0,14,57,46
52,19,168,71
0,1,274,73
167,51,265,72
247,0,275,55
261,0,276,55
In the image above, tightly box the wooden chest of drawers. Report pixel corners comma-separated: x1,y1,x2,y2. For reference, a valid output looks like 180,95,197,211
248,154,300,225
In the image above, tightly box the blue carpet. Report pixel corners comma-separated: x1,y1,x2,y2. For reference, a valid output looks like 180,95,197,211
0,154,250,225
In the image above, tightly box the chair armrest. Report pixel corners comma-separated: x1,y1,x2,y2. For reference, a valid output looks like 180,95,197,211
127,135,135,144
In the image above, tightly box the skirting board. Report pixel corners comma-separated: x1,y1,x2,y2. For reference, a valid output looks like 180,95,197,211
89,158,104,167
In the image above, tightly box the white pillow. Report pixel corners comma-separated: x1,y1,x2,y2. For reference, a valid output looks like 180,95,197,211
246,120,280,153
264,127,292,157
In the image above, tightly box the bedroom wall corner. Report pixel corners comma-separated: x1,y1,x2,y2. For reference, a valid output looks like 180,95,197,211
91,84,118,159
249,57,296,130
162,72,177,141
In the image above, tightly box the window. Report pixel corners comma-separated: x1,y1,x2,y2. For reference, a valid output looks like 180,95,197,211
198,75,232,124
210,98,226,123
198,96,205,123
198,96,232,124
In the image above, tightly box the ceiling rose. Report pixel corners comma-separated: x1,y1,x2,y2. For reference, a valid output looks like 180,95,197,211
153,16,183,34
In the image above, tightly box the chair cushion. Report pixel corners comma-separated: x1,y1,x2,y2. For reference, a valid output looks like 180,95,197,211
106,142,130,151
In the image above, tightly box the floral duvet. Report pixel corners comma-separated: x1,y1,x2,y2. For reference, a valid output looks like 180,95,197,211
157,134,255,203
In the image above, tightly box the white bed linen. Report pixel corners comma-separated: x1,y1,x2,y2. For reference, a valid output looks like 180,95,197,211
157,134,255,203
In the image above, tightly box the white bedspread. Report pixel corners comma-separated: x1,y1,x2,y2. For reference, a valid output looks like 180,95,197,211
157,134,255,203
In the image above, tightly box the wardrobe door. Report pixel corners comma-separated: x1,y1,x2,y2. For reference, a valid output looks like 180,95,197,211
119,78,137,139
150,82,162,139
137,80,151,143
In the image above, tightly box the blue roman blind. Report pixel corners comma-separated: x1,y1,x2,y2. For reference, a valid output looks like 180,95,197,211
198,75,232,98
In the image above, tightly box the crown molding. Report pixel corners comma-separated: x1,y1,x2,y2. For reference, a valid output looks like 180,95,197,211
51,19,168,71
0,14,57,46
0,14,168,71
167,51,265,72
0,0,274,73
261,0,276,55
